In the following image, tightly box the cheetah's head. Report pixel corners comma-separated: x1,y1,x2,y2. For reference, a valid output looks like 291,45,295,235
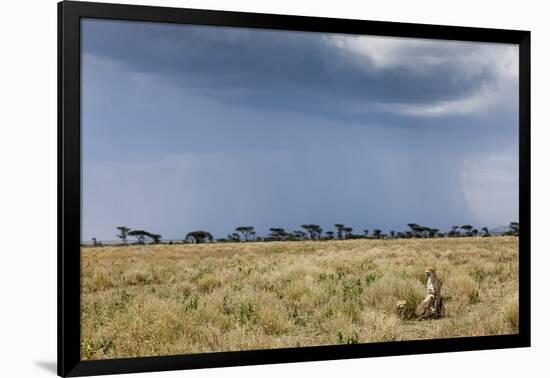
425,267,436,277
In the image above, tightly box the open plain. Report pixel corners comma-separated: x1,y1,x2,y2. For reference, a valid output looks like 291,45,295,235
81,237,519,359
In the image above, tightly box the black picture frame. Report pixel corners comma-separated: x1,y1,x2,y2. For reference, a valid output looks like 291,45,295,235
58,1,531,376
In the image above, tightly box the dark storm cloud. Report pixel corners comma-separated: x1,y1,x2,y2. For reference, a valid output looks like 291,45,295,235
81,19,507,118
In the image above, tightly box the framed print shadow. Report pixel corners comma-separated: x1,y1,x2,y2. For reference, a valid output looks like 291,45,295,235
58,1,531,376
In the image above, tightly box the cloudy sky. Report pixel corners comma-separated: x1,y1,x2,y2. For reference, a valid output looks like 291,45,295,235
81,19,519,241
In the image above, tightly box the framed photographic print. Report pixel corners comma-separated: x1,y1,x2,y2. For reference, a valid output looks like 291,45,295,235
58,0,530,376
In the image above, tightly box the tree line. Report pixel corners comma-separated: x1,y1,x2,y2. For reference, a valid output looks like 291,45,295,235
89,222,519,246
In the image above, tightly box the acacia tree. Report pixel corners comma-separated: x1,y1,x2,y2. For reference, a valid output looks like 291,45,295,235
150,233,162,244
269,227,287,241
461,225,474,237
127,230,161,244
448,225,460,237
301,224,322,240
407,223,423,238
481,227,491,237
342,227,353,239
235,226,255,242
417,226,435,238
316,226,323,239
389,230,395,238
364,229,369,238
185,231,213,244
335,224,345,240
372,229,382,239
116,226,131,244
292,230,307,241
227,233,241,242
428,228,440,238
301,224,313,239
128,230,149,244
472,228,479,237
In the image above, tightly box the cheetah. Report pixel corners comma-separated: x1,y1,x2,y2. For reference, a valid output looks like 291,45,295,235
415,267,445,319
396,299,415,320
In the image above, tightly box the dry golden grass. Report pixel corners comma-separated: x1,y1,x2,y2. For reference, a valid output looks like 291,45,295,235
81,237,518,360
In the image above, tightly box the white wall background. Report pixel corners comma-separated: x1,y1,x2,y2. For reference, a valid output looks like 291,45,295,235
0,0,547,376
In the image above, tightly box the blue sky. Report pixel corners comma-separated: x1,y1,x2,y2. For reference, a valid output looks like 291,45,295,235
81,19,519,241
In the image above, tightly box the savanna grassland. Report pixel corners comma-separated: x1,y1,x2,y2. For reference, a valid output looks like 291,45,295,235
81,237,518,360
